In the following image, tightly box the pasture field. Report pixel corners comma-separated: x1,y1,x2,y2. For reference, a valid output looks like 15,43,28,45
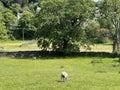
0,40,112,52
0,40,39,51
0,57,120,90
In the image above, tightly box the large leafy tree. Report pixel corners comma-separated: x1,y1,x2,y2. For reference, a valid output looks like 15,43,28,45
98,0,120,53
34,0,95,52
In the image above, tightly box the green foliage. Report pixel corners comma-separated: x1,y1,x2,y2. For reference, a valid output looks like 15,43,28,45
10,3,22,16
16,10,36,39
0,22,8,40
0,0,13,7
0,1,5,11
34,0,96,52
2,8,17,29
86,21,110,43
98,0,120,52
0,12,4,22
28,2,38,13
85,21,100,43
22,0,28,7
1,8,17,40
0,11,8,40
97,28,110,43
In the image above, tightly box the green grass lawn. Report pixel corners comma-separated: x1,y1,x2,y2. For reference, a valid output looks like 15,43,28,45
0,57,120,90
0,40,112,52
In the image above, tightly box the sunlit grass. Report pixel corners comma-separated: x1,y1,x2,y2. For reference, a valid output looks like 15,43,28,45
0,40,39,51
0,40,112,52
81,44,112,52
0,57,120,90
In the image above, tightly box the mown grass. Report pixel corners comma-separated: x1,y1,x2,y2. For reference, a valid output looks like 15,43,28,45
0,57,120,90
0,40,112,52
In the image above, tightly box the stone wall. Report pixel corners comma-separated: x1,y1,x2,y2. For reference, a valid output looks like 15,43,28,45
0,51,120,58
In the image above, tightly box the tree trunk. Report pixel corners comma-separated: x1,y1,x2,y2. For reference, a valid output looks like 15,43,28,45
112,23,120,53
63,39,69,52
113,39,118,52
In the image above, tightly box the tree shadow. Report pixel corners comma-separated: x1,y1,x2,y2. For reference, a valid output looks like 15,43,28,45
56,80,66,83
13,56,71,61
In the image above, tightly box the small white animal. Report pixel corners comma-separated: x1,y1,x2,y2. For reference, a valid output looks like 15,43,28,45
32,57,36,60
61,71,68,82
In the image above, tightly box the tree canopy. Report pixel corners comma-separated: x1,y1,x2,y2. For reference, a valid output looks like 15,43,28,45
34,0,96,52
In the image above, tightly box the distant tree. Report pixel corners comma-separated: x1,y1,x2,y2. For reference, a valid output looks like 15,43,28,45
97,28,110,43
34,0,95,52
98,0,120,53
85,21,100,43
17,11,36,39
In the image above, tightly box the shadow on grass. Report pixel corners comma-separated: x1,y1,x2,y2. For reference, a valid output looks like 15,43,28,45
13,56,75,61
56,80,63,82
103,43,112,45
56,80,68,83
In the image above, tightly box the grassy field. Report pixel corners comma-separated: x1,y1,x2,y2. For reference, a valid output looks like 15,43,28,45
0,40,112,52
0,57,120,90
0,40,39,51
